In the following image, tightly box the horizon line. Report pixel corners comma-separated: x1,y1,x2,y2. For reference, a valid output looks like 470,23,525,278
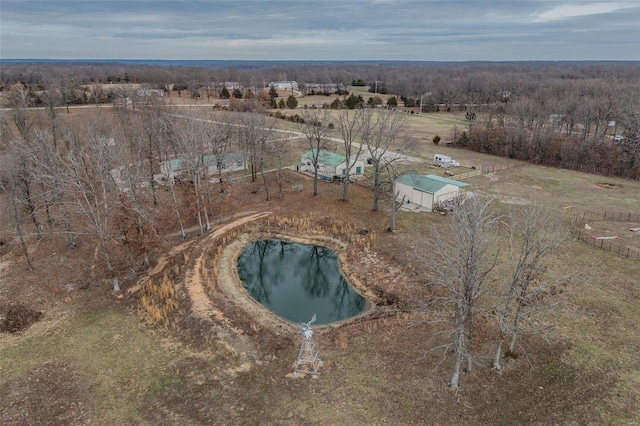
2,58,639,63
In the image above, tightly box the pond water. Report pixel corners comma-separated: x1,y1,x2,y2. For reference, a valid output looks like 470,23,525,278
237,240,369,325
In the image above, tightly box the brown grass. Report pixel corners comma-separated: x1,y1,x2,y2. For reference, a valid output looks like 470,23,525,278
2,107,640,424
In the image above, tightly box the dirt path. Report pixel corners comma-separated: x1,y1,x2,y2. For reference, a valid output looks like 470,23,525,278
183,212,272,322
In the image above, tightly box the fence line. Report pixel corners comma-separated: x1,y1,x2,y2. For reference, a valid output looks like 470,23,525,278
574,211,640,223
571,211,640,260
448,161,527,182
354,179,391,192
450,169,483,181
481,162,529,174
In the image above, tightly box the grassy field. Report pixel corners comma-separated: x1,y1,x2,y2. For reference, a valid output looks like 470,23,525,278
1,106,640,424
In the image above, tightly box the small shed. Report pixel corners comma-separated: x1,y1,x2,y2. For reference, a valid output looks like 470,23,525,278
395,173,470,211
298,149,365,181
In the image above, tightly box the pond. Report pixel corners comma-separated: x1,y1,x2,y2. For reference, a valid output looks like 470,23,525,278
237,240,369,325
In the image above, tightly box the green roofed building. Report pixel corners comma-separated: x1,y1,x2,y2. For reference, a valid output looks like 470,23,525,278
298,149,365,181
396,173,470,211
159,152,245,181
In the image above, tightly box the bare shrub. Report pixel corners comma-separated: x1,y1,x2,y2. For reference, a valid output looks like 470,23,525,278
0,303,44,333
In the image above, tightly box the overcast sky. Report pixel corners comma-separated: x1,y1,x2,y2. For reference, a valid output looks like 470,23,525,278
1,1,639,61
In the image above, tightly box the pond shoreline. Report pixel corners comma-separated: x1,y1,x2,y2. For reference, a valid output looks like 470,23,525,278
214,231,378,335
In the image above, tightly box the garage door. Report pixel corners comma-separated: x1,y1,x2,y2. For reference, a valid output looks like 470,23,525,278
412,188,433,210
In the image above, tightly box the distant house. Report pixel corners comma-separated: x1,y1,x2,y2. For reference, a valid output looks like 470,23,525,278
137,89,165,97
210,82,242,90
549,114,565,124
395,173,469,211
304,83,345,93
269,81,299,91
297,149,365,181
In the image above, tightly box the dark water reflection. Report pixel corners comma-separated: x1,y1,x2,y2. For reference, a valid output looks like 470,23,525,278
237,240,369,325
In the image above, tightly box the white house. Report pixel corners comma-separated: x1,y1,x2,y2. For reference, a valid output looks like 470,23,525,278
269,81,299,91
137,89,165,97
304,83,345,93
395,173,470,211
298,149,365,181
210,82,242,90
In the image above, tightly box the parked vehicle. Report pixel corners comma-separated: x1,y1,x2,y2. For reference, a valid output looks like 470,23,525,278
433,154,460,168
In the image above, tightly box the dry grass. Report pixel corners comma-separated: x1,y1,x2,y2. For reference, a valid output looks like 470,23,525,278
0,304,190,423
140,270,181,326
2,105,640,424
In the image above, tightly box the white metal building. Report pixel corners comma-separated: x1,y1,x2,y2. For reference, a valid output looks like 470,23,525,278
395,173,469,211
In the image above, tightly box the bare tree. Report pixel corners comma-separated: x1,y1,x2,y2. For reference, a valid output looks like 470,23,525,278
336,108,365,202
40,78,63,149
139,107,165,206
421,195,500,388
296,108,332,196
360,108,406,211
151,111,187,238
31,129,76,248
205,112,236,194
173,112,211,234
385,162,407,233
8,89,45,239
238,112,277,201
1,155,35,272
492,200,569,371
112,108,157,267
271,130,292,200
53,119,122,291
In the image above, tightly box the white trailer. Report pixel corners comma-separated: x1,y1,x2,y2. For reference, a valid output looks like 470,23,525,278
433,154,459,168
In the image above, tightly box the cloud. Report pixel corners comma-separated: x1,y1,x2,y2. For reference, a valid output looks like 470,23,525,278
533,2,636,22
0,1,638,60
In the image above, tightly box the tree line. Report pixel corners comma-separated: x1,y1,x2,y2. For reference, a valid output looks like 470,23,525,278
1,88,415,290
2,61,638,179
0,101,283,290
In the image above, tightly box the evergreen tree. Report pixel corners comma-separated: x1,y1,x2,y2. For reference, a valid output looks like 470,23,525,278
286,95,298,109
